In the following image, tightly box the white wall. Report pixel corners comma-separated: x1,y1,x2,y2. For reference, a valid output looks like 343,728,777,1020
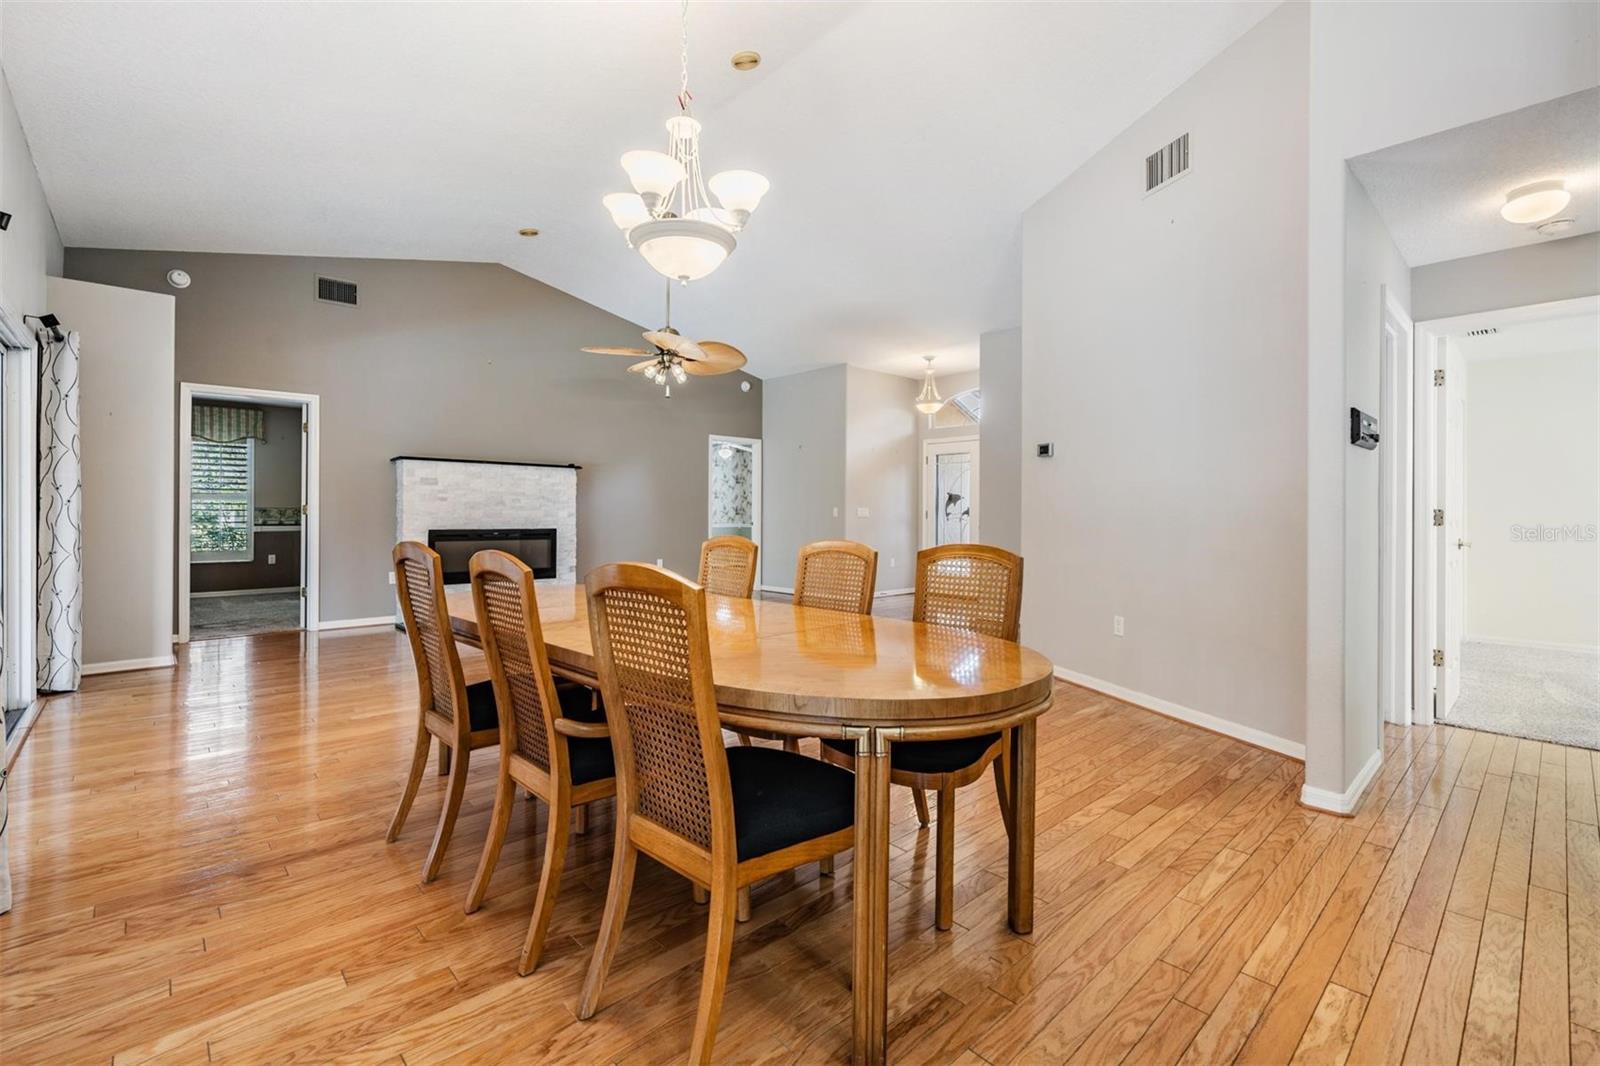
1021,3,1309,756
1341,174,1411,783
1304,0,1599,799
1412,233,1600,322
0,66,62,314
761,366,847,589
1464,348,1599,649
845,367,917,593
980,327,1022,554
47,278,175,670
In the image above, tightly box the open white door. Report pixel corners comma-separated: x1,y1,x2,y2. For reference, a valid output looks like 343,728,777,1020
1436,343,1467,717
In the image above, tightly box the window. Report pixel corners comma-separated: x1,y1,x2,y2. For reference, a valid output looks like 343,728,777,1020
191,438,253,562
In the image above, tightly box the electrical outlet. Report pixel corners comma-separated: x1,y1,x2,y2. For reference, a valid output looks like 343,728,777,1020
888,557,896,568
267,553,276,565
1113,615,1125,637
656,558,664,568
832,506,839,518
388,571,396,586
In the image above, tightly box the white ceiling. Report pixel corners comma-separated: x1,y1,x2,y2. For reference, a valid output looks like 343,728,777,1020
3,1,1274,379
1456,310,1599,360
1349,87,1600,268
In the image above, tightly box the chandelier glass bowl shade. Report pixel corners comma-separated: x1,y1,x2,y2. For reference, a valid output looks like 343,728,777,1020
602,3,768,283
914,356,944,415
1500,179,1571,225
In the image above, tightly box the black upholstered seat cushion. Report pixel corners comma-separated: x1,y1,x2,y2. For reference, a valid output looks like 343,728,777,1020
822,733,1003,776
465,680,499,732
726,746,855,861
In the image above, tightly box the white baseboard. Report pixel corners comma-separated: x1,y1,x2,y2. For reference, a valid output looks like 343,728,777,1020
1052,666,1306,761
876,587,914,598
316,616,397,632
758,584,794,595
190,586,299,599
82,654,178,677
1300,747,1384,816
1465,634,1600,654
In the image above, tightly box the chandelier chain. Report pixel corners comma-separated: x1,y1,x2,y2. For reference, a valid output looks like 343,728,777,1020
677,0,692,109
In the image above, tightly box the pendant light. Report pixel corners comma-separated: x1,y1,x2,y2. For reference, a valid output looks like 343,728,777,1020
914,356,943,414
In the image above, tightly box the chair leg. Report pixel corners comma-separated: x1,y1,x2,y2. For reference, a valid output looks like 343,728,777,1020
578,836,638,1020
820,855,834,877
913,787,931,827
437,741,451,776
688,869,739,1065
993,744,1015,840
736,886,751,923
692,883,709,905
518,790,572,976
464,760,515,913
936,783,955,931
422,742,469,883
387,723,430,843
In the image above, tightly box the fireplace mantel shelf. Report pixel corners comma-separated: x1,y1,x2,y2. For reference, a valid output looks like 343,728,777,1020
390,455,581,471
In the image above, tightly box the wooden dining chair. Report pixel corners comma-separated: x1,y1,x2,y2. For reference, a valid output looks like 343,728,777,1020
462,550,616,975
697,535,759,598
577,563,855,1064
792,539,878,614
387,541,501,883
822,543,1024,930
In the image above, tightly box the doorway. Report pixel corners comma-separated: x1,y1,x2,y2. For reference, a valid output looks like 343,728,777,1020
922,436,979,547
708,434,760,566
178,383,320,642
1414,297,1599,748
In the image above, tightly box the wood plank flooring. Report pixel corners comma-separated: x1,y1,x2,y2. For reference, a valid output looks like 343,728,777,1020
2,626,1596,1064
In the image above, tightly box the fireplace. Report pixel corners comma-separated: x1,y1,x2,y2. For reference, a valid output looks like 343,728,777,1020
428,528,557,583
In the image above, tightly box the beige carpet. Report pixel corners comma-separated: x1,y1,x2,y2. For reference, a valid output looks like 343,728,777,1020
1445,639,1600,750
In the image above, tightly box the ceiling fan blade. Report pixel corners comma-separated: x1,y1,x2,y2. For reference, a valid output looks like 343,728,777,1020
697,342,747,370
627,359,660,374
643,331,707,362
582,346,654,356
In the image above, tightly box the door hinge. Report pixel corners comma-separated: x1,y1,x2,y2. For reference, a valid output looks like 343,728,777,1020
302,421,309,433
1433,509,1444,527
300,503,309,515
299,586,307,599
1432,649,1444,667
1433,368,1445,386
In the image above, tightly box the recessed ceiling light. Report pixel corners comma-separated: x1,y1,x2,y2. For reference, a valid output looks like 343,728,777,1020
731,50,761,71
166,269,191,289
518,227,540,237
1500,179,1571,225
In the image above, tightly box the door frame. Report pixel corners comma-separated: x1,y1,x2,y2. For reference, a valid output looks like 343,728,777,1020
921,435,980,548
1378,286,1414,726
707,434,762,583
178,382,320,643
1408,294,1598,724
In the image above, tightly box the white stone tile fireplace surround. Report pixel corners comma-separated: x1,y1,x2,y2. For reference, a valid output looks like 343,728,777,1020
393,457,578,595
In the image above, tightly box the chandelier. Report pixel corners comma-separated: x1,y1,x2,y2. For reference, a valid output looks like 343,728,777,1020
602,0,769,283
914,356,944,414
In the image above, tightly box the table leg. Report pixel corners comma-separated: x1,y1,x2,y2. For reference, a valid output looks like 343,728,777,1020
851,728,892,1066
1007,717,1037,934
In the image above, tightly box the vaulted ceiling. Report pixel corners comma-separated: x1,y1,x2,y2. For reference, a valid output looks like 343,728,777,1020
3,1,1274,377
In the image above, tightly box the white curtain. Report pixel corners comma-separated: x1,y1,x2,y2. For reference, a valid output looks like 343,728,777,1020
36,330,82,693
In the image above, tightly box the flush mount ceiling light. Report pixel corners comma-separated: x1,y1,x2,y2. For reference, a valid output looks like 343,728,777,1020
914,356,944,414
1500,179,1571,225
601,0,769,284
517,227,540,237
731,50,761,71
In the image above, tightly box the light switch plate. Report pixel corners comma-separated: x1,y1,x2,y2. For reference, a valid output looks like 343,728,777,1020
856,506,870,518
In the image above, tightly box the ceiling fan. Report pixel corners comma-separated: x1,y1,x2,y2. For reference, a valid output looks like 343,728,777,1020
582,284,746,396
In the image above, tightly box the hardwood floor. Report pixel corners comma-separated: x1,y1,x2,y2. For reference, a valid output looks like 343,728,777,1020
2,627,1595,1064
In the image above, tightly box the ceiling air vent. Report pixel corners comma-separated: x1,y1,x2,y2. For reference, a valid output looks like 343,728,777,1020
1465,327,1498,337
1145,132,1190,195
316,276,358,307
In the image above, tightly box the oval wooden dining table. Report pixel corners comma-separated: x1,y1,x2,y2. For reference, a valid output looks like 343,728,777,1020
445,584,1054,1065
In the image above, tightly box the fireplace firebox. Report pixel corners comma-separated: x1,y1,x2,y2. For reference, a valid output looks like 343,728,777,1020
427,528,557,583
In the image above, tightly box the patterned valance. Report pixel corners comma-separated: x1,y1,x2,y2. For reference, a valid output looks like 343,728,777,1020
193,403,266,443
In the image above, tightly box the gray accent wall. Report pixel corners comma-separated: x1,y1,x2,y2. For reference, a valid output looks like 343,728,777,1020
845,367,917,593
63,250,761,623
760,365,847,590
979,328,1022,554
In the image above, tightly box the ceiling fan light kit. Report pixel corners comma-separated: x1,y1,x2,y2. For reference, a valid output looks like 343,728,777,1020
602,0,768,284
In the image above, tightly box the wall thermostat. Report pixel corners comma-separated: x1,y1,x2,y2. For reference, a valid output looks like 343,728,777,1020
1036,442,1055,458
166,269,191,289
1350,407,1378,450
